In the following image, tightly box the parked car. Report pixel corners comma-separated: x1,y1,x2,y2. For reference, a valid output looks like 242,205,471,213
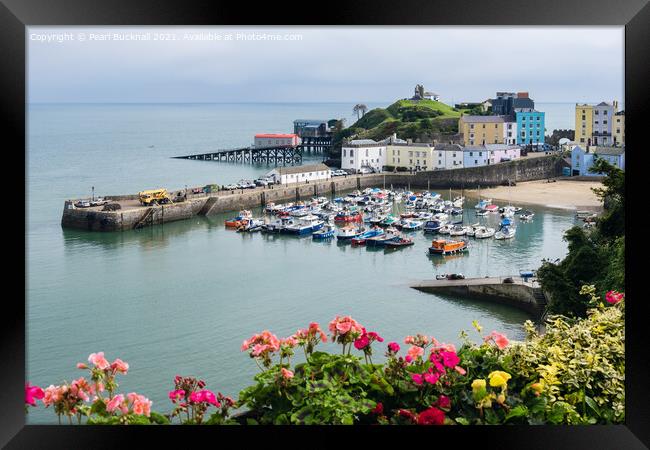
358,167,372,175
223,184,239,190
255,179,269,187
446,273,465,280
192,187,203,194
503,277,514,284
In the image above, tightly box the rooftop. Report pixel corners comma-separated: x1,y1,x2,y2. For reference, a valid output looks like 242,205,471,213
343,139,385,147
272,163,331,175
293,119,328,124
460,115,508,123
592,146,625,156
255,133,299,139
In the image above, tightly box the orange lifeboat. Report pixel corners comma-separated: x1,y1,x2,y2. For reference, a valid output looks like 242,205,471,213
428,239,468,255
225,210,252,228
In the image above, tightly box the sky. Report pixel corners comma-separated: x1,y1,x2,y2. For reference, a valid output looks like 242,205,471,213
27,26,624,104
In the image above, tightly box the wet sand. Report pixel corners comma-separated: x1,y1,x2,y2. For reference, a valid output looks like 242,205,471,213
465,179,603,211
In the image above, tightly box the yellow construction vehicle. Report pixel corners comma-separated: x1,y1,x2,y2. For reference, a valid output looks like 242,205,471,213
138,189,173,206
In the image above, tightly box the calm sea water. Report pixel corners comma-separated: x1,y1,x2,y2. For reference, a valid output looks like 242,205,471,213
27,102,577,423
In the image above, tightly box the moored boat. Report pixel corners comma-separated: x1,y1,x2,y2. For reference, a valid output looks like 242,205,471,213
474,226,496,239
312,225,335,239
351,228,384,246
225,210,253,228
428,238,468,255
384,237,414,248
336,224,363,240
282,215,324,235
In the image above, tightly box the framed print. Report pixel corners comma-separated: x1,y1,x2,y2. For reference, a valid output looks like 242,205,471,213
3,0,648,447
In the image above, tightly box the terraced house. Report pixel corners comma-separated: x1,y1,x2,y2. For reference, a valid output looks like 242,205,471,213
458,115,509,146
574,101,621,147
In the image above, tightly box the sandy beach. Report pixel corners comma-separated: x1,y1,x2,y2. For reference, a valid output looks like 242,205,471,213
464,179,603,211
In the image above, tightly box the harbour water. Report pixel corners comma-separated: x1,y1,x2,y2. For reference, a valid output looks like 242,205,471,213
27,102,577,423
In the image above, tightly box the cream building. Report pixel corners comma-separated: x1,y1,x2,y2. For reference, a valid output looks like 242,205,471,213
459,115,509,146
613,111,625,146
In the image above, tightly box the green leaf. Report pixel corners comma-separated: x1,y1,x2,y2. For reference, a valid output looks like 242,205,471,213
505,405,528,422
584,396,601,417
455,417,470,425
246,418,259,425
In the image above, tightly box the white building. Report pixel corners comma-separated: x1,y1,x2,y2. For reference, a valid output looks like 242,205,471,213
432,144,464,170
503,118,517,145
254,133,301,148
265,163,331,185
341,139,386,173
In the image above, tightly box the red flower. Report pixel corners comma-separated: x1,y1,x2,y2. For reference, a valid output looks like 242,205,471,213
371,402,384,415
354,335,370,350
606,290,624,305
417,407,445,425
398,409,417,423
436,395,451,409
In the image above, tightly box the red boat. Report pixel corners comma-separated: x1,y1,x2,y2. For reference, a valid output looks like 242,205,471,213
334,211,363,223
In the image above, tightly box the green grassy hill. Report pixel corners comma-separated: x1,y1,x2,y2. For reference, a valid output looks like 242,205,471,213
332,99,469,150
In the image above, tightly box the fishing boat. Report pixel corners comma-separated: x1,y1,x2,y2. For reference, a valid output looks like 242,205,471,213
474,226,496,239
282,215,325,235
336,224,363,240
484,204,499,213
428,238,468,255
423,220,445,234
494,225,516,240
464,223,481,236
438,224,453,234
261,217,292,233
519,210,535,220
400,220,423,231
351,228,385,246
366,234,400,247
224,210,253,228
380,214,399,227
449,225,467,236
312,225,335,240
334,210,363,223
476,209,489,217
384,237,415,248
237,218,264,232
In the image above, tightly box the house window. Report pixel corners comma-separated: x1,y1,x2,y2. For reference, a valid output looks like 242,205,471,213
350,149,354,157
474,160,478,164
438,160,442,165
343,149,346,157
479,152,483,156
469,152,473,156
365,149,369,157
482,124,486,129
470,124,474,129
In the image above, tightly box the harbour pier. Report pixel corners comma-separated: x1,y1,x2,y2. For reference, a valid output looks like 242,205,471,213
411,276,548,317
61,155,566,232
172,136,333,165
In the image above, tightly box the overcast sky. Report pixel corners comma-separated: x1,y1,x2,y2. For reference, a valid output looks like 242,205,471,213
27,26,624,104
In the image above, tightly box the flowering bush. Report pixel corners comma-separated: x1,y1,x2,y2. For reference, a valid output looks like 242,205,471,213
28,288,624,425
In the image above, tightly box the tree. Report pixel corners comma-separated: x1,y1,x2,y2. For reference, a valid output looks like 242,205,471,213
353,104,368,120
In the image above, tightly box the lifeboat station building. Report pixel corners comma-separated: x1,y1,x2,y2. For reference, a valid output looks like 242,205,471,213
265,163,332,185
254,133,301,148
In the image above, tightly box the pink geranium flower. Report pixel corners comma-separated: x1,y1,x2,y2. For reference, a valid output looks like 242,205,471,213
411,374,424,385
25,383,44,406
110,358,129,374
440,350,460,368
354,335,370,350
387,342,401,353
407,345,424,360
606,290,624,305
88,352,110,370
106,394,126,413
484,331,510,350
281,368,294,380
417,407,445,425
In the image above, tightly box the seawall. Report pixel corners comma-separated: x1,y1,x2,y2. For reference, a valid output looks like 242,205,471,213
411,276,548,317
61,155,566,232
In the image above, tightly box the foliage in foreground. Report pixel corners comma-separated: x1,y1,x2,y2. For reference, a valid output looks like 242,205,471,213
537,158,625,317
27,287,624,425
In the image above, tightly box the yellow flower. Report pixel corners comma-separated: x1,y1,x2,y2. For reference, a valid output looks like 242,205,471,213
471,379,486,391
497,393,506,404
472,320,483,333
488,371,512,388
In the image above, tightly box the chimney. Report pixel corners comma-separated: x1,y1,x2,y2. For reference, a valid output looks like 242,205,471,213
613,100,619,111
517,92,529,98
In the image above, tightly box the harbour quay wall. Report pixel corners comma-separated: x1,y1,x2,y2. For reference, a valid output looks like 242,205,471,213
61,155,563,232
412,277,547,317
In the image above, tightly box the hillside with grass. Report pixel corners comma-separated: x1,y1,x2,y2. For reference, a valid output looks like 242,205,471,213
330,99,470,158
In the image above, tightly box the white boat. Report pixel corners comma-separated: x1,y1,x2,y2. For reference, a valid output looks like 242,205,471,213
438,224,453,234
464,223,481,236
476,210,489,217
449,225,466,236
336,224,363,240
474,226,495,239
283,215,325,235
494,226,516,240
519,210,535,221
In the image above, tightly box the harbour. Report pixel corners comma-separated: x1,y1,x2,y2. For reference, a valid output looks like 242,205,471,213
29,102,585,424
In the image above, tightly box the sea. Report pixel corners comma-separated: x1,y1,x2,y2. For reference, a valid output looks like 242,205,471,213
27,101,578,423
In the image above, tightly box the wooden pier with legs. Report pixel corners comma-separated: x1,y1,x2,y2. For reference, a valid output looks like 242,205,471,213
173,136,332,165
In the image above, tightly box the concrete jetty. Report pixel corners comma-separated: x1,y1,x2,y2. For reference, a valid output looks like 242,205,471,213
61,155,567,232
411,276,548,317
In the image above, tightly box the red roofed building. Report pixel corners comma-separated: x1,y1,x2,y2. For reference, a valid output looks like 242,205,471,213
254,133,301,148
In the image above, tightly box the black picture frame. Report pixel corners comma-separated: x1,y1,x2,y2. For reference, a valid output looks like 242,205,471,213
3,0,648,447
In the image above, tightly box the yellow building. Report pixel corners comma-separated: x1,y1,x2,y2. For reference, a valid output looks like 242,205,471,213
386,143,436,171
575,104,593,145
459,115,506,146
613,111,625,146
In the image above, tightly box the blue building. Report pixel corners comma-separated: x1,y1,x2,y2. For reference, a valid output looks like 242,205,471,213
463,145,490,168
515,109,545,145
570,145,625,176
